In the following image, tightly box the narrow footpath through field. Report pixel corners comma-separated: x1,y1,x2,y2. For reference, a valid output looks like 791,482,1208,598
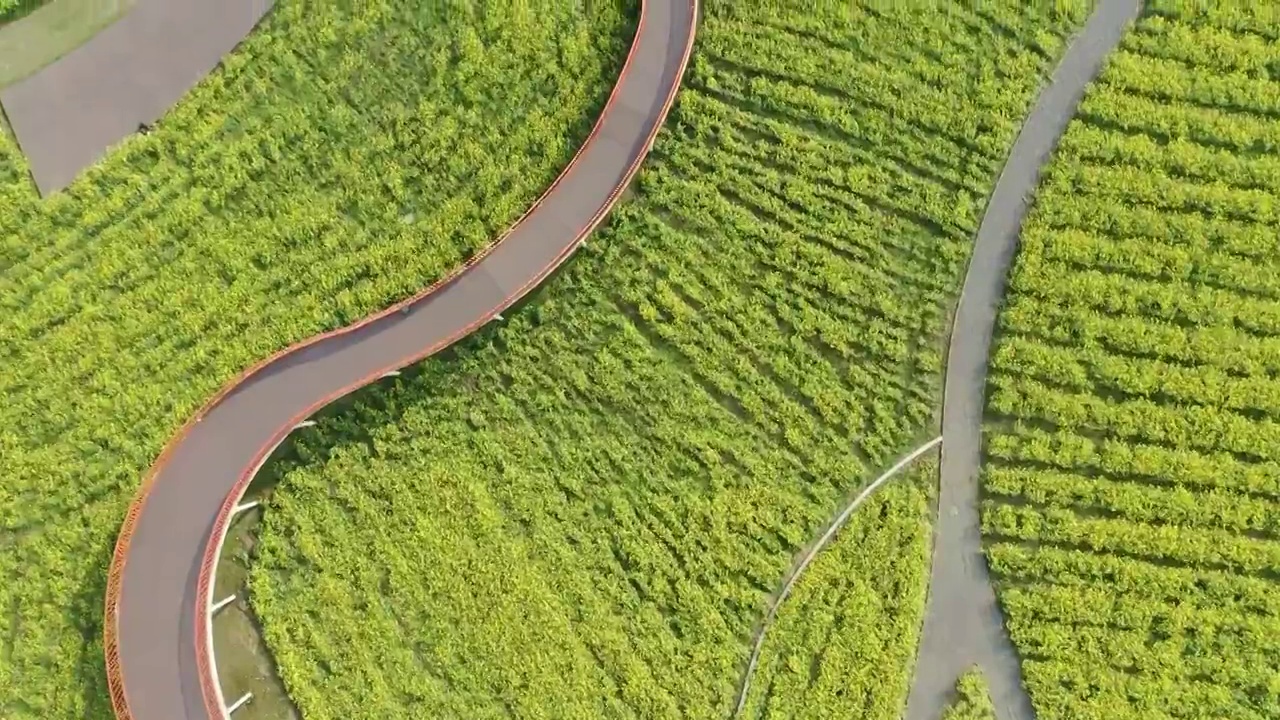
904,1,1142,719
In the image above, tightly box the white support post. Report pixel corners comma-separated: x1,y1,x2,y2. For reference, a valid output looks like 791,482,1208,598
206,434,288,720
226,692,253,715
294,420,316,430
211,595,237,614
233,501,260,515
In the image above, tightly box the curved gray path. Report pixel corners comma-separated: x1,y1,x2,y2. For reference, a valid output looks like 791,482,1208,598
0,0,273,195
108,2,697,719
904,2,1141,719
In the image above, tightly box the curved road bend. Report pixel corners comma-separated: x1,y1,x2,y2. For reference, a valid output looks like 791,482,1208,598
104,2,698,719
904,2,1140,720
0,0,274,196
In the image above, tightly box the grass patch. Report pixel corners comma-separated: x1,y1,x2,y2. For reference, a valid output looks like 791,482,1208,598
942,669,996,720
0,0,46,25
211,506,300,720
738,457,937,719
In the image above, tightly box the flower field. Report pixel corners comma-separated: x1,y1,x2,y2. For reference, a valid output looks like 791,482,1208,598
0,1,630,716
984,3,1280,719
736,458,935,720
244,2,1089,717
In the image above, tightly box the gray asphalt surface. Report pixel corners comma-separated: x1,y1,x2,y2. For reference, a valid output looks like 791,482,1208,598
0,0,273,195
108,2,697,719
903,2,1141,719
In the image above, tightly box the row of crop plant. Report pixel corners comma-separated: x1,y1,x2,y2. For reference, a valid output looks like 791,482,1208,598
983,3,1280,719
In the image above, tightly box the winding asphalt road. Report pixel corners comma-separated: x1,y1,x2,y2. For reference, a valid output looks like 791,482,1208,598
0,0,273,195
904,2,1141,719
101,2,698,719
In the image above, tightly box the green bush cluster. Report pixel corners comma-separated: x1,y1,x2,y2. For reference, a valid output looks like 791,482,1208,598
942,670,995,720
0,0,42,25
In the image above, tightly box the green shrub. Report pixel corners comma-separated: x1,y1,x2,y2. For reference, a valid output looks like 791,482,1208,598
942,670,996,720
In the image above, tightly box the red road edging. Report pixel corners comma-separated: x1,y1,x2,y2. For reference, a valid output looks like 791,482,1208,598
102,2,699,718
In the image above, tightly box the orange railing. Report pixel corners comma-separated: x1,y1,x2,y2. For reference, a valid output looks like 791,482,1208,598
103,2,699,718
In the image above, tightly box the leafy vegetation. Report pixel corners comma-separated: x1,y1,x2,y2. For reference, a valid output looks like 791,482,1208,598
246,3,1089,718
984,3,1280,719
0,2,631,717
0,0,44,25
737,458,936,720
941,669,996,720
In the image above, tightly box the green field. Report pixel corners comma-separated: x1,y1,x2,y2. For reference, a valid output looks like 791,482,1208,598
737,458,935,720
20,1,1280,718
243,2,1089,717
984,3,1280,719
0,1,630,716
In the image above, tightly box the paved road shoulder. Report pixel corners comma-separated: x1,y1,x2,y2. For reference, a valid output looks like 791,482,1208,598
904,2,1141,719
0,0,272,195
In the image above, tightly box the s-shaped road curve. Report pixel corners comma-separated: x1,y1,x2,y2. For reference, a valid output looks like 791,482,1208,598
905,2,1140,720
101,2,698,718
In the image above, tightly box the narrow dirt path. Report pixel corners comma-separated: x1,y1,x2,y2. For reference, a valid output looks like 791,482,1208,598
903,2,1141,719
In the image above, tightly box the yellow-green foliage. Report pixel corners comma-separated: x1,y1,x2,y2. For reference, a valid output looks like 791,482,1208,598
984,3,1280,719
0,0,40,24
942,670,996,720
0,2,630,717
739,459,936,720
247,3,1088,718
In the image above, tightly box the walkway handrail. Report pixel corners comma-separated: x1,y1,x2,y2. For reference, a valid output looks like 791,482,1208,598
102,2,699,719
